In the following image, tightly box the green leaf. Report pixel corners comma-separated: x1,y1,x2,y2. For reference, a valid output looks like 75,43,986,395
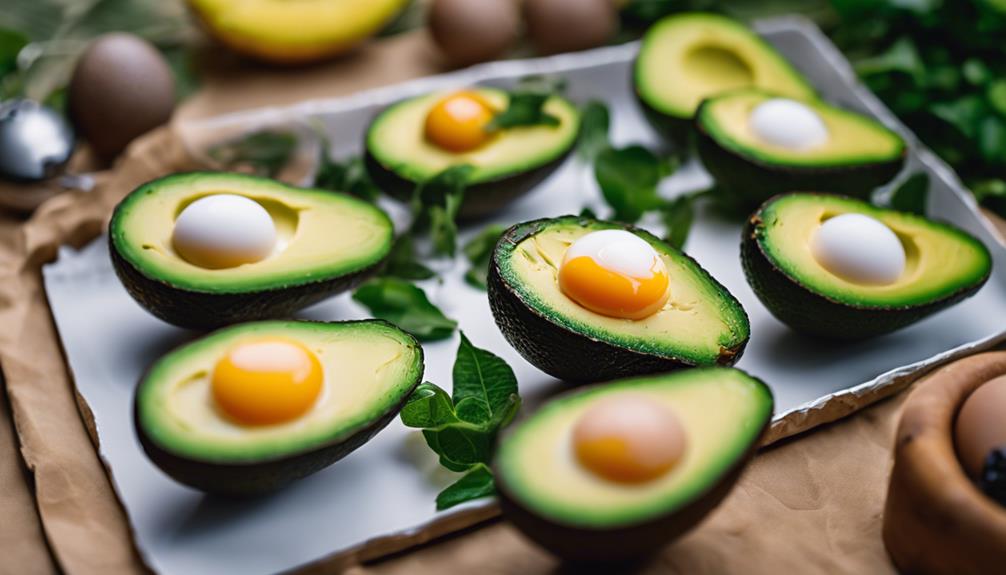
462,224,505,290
452,332,519,423
352,278,457,341
577,100,611,161
989,80,1006,117
854,37,925,84
979,116,1006,165
383,235,436,281
487,90,560,131
930,95,987,140
889,172,929,215
313,142,381,202
435,464,496,510
400,382,460,428
594,145,668,223
973,178,1006,217
422,426,493,472
207,130,297,178
414,165,473,257
661,192,700,249
0,28,28,80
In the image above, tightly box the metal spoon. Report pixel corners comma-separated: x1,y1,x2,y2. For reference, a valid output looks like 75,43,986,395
0,99,75,182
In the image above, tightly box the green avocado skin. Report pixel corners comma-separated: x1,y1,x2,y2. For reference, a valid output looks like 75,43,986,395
740,205,991,339
111,241,383,330
363,147,571,221
695,108,906,212
633,83,694,152
487,217,748,383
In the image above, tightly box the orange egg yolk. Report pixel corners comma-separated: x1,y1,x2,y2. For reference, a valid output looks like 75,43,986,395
558,255,670,320
573,395,687,484
211,338,323,426
424,91,496,152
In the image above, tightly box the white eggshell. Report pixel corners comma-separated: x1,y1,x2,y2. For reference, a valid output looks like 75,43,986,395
811,213,906,285
750,98,829,150
172,194,277,269
563,229,661,278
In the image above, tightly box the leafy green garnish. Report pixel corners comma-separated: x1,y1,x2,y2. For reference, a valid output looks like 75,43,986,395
383,235,436,281
412,164,474,257
207,130,297,178
352,278,457,341
462,224,505,290
0,28,27,83
888,172,929,216
577,100,611,161
487,78,563,131
313,141,381,202
594,145,678,223
661,190,707,249
401,333,521,510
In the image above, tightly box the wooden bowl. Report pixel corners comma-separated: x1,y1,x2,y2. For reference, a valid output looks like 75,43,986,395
884,352,1006,574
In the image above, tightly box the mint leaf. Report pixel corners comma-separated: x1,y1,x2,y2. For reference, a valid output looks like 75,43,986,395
452,333,520,424
207,130,297,178
314,142,381,202
352,278,457,341
435,464,496,511
661,193,700,250
595,145,672,223
577,100,611,161
383,235,436,281
462,224,505,290
889,172,929,215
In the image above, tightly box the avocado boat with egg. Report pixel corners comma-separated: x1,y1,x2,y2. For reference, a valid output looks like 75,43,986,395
135,319,424,495
364,87,580,219
742,193,991,339
488,216,749,383
634,13,815,148
696,90,907,210
110,172,393,329
495,367,773,561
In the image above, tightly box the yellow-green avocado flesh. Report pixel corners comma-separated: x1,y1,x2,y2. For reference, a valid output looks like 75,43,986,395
109,172,393,329
135,320,424,494
742,194,991,339
634,13,815,145
495,368,773,560
488,216,749,383
364,88,580,218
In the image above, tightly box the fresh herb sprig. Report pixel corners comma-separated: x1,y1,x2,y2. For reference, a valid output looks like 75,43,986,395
487,76,565,131
462,224,505,290
352,278,457,341
400,333,521,510
411,164,474,257
314,140,382,202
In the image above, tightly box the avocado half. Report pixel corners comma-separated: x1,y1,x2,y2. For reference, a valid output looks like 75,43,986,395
364,87,580,219
109,172,393,330
488,216,749,383
742,193,992,339
135,319,424,495
696,90,907,211
634,13,815,149
495,367,774,561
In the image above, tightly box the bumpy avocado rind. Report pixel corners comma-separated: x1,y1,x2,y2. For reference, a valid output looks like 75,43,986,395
135,320,424,495
488,216,750,383
494,367,773,561
110,172,393,330
696,90,907,211
364,88,580,219
634,13,815,149
742,194,992,339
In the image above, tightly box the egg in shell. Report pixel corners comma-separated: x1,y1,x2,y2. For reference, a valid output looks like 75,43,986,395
172,194,277,269
749,98,830,151
558,229,670,320
811,213,906,285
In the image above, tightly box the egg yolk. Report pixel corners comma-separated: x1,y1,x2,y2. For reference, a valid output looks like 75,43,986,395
212,338,323,426
573,395,687,484
558,238,670,320
424,91,496,152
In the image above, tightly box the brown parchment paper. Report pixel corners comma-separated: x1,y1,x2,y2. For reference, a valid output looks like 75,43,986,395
0,28,1002,575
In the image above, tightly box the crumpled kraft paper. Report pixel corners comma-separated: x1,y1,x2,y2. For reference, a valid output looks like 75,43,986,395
0,28,998,575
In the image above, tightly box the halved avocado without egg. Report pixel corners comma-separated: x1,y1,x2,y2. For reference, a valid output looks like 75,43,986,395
488,216,750,383
495,367,774,561
634,13,816,148
696,90,907,211
110,172,393,330
364,87,580,219
135,319,424,495
742,194,992,339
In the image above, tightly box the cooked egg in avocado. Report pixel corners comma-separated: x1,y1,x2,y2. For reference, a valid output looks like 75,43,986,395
742,194,991,339
135,320,424,495
365,87,580,219
488,216,749,383
110,172,393,329
495,367,773,561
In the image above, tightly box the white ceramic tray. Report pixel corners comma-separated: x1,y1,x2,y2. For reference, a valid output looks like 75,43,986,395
43,16,1006,575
